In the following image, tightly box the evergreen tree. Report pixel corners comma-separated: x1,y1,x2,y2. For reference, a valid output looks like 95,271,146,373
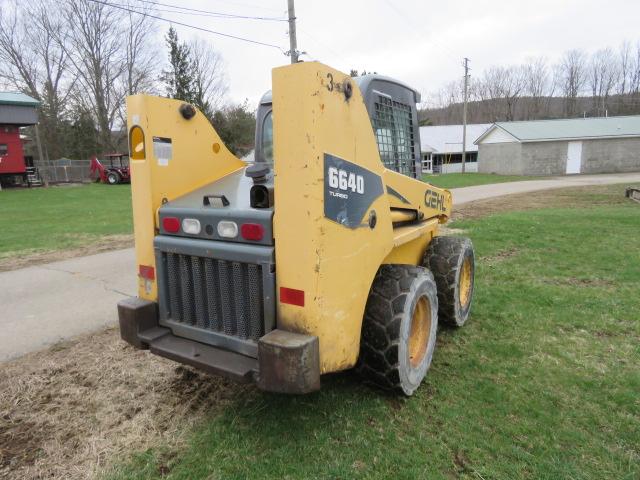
162,27,195,103
65,107,100,159
192,75,213,119
211,101,256,157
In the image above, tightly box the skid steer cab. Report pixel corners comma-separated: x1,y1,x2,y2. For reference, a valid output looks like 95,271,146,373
118,62,475,396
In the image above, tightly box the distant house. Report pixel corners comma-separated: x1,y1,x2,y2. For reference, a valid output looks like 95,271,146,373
475,116,640,175
420,124,491,174
0,92,40,186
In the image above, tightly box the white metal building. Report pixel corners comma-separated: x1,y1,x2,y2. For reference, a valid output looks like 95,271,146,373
420,124,491,173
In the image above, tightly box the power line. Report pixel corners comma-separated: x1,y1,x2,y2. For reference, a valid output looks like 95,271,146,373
296,27,350,65
294,14,355,66
380,0,461,68
126,0,287,21
206,0,284,13
87,0,286,52
134,6,286,21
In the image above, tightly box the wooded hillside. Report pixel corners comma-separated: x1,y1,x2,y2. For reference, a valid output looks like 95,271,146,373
421,43,640,125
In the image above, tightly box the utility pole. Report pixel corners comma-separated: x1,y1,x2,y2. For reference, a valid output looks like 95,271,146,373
287,0,299,64
461,57,470,174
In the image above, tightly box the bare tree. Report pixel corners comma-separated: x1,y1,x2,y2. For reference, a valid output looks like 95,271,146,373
589,48,619,116
0,1,38,96
0,0,73,159
501,66,526,121
523,57,552,118
556,49,588,116
422,40,640,125
626,42,640,97
113,1,158,132
477,66,525,121
617,41,632,96
474,70,502,121
190,38,228,117
61,0,127,150
61,0,157,151
122,1,157,96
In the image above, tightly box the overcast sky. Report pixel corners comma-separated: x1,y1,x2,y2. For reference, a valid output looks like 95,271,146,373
161,0,640,107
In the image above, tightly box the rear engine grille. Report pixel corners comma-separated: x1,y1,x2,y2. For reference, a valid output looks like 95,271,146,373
163,252,264,340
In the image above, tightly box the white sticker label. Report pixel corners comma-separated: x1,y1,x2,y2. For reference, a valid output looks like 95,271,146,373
132,114,140,125
153,137,172,167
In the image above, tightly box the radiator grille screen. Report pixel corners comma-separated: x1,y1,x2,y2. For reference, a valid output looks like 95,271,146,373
163,252,264,340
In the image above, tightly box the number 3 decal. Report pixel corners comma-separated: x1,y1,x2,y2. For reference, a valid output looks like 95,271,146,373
326,73,334,92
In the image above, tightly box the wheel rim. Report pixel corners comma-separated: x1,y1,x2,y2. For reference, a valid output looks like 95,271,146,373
459,257,472,307
408,296,431,368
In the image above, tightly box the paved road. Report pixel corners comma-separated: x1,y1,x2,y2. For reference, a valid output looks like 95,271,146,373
1,172,639,361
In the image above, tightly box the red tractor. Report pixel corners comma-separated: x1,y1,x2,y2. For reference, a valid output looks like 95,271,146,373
90,153,131,184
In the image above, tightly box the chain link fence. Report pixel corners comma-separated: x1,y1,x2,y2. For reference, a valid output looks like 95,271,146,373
37,158,95,184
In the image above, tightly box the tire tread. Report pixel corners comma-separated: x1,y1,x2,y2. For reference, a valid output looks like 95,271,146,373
424,236,474,326
357,265,433,392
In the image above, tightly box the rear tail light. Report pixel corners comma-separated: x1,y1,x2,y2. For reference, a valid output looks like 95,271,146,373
217,221,238,238
138,265,155,280
162,216,180,233
241,223,264,241
280,287,305,307
182,218,201,235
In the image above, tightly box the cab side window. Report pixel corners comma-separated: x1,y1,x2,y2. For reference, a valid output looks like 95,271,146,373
372,95,416,177
261,111,273,164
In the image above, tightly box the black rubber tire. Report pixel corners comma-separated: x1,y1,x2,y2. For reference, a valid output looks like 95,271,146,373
357,264,439,396
424,236,475,327
107,172,120,185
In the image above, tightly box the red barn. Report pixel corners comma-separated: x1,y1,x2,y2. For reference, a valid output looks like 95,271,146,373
0,92,40,186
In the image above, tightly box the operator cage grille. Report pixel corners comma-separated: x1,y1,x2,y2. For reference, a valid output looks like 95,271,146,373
373,95,416,177
162,252,265,341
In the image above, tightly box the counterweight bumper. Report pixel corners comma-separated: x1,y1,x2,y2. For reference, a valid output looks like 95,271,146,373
117,297,320,393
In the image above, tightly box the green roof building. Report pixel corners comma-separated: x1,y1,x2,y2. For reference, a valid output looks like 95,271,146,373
475,116,640,175
0,92,40,126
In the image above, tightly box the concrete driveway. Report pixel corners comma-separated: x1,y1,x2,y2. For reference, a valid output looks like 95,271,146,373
1,172,639,361
0,249,136,361
451,172,640,204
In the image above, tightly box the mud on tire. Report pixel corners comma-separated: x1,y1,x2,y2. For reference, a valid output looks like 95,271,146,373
424,236,475,327
357,264,439,396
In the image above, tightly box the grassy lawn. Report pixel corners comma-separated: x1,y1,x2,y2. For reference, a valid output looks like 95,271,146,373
424,172,538,189
106,185,640,480
0,184,132,259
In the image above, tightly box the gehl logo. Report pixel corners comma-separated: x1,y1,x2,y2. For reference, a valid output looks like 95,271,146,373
425,189,447,212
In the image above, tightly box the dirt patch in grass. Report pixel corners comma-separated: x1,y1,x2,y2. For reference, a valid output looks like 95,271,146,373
0,234,134,272
481,247,520,265
452,183,635,220
0,328,248,479
542,277,616,288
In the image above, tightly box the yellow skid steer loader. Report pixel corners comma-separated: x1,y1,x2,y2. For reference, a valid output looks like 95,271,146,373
118,62,475,396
